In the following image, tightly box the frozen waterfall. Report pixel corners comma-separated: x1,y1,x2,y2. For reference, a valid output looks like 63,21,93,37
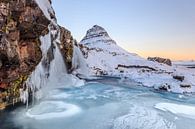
72,44,89,77
20,25,85,105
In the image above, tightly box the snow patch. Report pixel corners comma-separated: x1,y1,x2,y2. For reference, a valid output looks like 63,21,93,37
155,103,195,119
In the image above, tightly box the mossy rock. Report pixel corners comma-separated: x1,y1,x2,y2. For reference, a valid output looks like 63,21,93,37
2,75,29,104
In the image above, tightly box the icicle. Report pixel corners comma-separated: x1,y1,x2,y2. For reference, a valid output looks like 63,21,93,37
46,30,68,87
72,44,89,77
19,87,29,105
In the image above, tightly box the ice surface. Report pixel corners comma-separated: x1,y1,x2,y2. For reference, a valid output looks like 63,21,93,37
155,103,195,119
47,90,71,99
26,101,81,120
113,105,176,129
8,82,195,129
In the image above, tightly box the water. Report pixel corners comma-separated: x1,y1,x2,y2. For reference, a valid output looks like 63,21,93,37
1,78,195,129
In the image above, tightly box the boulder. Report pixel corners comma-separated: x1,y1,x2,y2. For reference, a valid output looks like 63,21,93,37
180,83,191,88
172,75,184,82
158,84,171,91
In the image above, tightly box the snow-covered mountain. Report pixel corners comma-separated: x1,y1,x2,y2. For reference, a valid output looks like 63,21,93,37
79,25,195,93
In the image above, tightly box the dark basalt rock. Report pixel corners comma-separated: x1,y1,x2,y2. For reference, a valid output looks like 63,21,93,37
180,84,191,88
148,57,172,66
158,84,171,91
115,64,157,71
173,75,184,82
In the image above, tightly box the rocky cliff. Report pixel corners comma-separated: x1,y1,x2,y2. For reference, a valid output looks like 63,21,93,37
59,26,73,71
0,0,74,109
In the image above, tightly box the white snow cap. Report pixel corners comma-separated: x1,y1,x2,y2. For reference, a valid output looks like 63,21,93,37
81,25,116,44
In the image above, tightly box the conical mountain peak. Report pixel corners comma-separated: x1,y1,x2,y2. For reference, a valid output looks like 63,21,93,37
80,25,116,44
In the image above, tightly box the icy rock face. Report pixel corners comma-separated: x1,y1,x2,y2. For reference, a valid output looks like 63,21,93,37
81,25,116,45
79,25,195,93
0,0,74,107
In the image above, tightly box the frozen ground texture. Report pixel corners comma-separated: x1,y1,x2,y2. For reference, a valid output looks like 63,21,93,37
79,25,195,93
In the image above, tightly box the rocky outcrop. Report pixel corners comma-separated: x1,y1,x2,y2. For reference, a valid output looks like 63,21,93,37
59,26,73,71
158,84,171,91
115,64,157,71
180,83,191,88
172,75,184,82
148,57,172,66
0,0,74,109
0,0,50,109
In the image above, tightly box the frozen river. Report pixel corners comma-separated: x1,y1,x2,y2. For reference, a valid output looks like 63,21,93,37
1,78,195,129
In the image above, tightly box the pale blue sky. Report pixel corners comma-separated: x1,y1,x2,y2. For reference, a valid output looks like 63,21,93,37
52,0,195,60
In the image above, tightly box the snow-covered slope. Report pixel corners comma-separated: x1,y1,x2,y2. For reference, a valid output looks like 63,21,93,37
79,25,195,93
173,60,195,69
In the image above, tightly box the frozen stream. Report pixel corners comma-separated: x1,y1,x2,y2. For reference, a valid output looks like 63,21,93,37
1,78,195,129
